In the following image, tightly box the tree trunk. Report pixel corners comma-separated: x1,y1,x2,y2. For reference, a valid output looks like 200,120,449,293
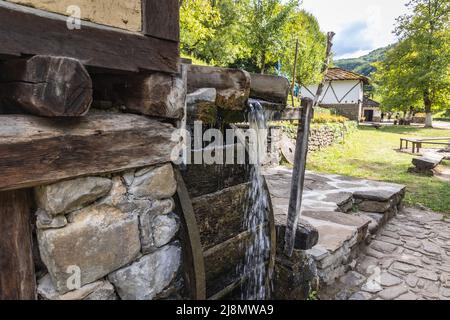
260,52,266,75
424,91,433,128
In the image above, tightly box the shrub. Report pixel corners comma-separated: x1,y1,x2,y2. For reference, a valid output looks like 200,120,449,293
313,113,348,124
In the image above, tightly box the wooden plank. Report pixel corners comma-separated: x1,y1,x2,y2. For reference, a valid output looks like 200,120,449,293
0,113,176,191
142,0,179,41
0,1,179,74
0,56,92,117
173,169,206,300
192,183,254,250
7,0,142,32
0,189,36,300
271,108,303,121
180,145,251,198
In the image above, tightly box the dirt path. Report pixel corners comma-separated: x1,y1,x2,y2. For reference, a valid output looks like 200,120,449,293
322,207,450,300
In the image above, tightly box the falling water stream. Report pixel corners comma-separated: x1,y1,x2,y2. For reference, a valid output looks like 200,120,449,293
240,101,272,300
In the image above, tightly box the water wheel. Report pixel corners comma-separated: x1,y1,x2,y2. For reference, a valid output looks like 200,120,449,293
174,142,276,300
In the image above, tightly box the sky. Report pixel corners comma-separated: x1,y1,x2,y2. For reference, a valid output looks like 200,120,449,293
301,0,410,59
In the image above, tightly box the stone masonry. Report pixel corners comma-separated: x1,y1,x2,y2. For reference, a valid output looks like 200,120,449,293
34,163,183,300
323,208,450,300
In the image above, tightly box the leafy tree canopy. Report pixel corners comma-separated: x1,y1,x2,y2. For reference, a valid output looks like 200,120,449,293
373,0,450,126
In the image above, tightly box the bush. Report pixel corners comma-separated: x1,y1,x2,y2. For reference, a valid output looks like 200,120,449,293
313,113,349,124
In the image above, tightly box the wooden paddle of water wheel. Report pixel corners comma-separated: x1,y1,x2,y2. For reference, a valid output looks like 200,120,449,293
174,141,276,300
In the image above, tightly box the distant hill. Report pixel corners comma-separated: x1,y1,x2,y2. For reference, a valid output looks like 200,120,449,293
334,45,394,77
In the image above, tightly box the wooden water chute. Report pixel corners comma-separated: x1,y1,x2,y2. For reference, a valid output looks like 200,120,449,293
178,65,291,300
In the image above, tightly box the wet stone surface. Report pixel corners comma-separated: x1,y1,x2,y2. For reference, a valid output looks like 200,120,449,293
322,208,450,300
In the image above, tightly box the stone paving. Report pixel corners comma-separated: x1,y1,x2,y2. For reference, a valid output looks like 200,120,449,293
323,207,450,300
264,166,405,285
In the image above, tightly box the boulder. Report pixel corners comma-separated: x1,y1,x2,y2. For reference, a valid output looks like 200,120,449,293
108,244,181,300
140,211,179,253
130,164,177,199
35,177,112,216
37,274,112,300
36,209,67,230
412,154,444,172
38,205,140,294
84,281,118,300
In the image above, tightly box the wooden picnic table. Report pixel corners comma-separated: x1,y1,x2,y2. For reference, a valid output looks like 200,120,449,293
400,137,450,153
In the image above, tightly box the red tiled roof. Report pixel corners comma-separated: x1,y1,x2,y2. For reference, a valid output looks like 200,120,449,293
325,67,370,84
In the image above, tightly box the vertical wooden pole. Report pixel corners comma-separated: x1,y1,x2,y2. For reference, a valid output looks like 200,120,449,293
283,98,314,257
291,38,299,108
0,189,36,300
313,32,336,107
284,32,335,257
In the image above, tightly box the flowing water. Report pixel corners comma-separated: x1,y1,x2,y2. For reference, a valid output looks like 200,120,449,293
240,101,272,300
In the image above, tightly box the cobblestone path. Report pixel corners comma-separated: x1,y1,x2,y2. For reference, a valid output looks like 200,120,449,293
324,208,450,300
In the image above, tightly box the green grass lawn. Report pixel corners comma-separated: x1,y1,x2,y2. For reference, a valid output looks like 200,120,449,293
306,125,450,214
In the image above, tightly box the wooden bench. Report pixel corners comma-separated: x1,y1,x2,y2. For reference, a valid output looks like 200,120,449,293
400,137,450,154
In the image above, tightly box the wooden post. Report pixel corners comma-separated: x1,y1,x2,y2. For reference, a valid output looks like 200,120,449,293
0,55,92,117
0,189,36,300
313,32,335,107
283,98,314,257
284,32,335,257
291,38,299,108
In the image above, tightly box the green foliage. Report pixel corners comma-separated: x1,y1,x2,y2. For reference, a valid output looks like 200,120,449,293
179,0,327,83
279,10,327,84
373,0,450,116
335,45,393,77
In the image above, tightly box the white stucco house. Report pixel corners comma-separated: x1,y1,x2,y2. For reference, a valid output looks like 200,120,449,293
300,67,373,121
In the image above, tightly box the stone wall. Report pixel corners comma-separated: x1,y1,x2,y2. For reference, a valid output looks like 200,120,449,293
321,104,361,121
33,163,184,300
281,121,357,153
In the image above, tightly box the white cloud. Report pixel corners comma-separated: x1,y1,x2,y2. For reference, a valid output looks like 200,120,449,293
301,0,410,58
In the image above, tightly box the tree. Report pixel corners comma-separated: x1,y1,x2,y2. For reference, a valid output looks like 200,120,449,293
179,0,221,57
279,10,327,85
244,0,300,74
374,0,450,127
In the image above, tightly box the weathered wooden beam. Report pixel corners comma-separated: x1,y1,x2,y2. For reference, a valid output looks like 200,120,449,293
0,189,36,300
173,169,206,300
192,183,253,250
7,0,143,32
0,55,92,117
284,98,314,256
250,73,290,105
0,113,177,191
187,65,251,111
271,108,303,121
142,0,180,41
92,66,186,119
0,1,179,74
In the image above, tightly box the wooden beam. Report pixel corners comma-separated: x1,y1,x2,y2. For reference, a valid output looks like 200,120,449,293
0,1,179,74
0,55,92,117
271,108,303,121
173,169,206,300
284,98,314,257
187,65,251,111
142,0,180,41
250,73,290,105
0,189,36,300
0,113,177,191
